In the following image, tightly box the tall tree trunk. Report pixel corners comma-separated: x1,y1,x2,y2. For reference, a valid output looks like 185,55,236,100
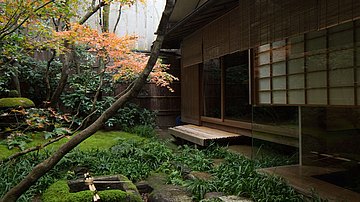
0,1,175,201
45,50,56,102
48,51,73,108
10,65,21,97
102,3,110,32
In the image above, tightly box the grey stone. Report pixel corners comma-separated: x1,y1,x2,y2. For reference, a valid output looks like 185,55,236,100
219,195,253,202
204,192,225,199
146,173,192,202
135,181,153,194
185,171,213,181
148,185,193,202
212,159,225,168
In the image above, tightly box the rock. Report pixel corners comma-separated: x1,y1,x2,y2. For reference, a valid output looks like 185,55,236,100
67,174,139,196
212,159,225,167
148,185,193,202
146,173,192,202
185,171,213,181
219,195,253,202
204,192,225,199
136,181,153,194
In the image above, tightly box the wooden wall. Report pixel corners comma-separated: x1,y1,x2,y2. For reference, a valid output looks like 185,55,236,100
181,64,201,125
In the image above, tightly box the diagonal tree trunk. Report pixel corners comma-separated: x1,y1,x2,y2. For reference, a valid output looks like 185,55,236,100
0,0,175,201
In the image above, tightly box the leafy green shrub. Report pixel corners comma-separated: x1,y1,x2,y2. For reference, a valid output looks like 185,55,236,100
0,97,35,108
60,70,114,116
130,125,156,138
0,76,10,97
106,103,157,130
8,90,19,98
2,132,32,150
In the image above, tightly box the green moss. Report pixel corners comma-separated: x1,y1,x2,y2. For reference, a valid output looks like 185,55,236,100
42,180,142,202
0,131,143,160
0,97,35,108
117,174,138,192
76,131,144,151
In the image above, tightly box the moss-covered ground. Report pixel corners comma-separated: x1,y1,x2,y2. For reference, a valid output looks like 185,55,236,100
0,97,35,108
0,131,143,160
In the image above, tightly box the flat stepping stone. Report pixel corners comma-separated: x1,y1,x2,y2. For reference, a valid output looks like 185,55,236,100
145,173,192,202
185,171,213,181
219,195,253,202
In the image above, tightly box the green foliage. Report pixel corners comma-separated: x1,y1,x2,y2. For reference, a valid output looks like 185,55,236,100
8,90,19,98
0,75,10,96
130,125,156,138
106,103,157,130
196,153,303,201
44,127,71,140
174,145,213,172
60,69,114,117
0,97,35,108
42,180,141,202
0,151,67,202
2,132,32,150
0,51,60,104
25,108,71,130
0,135,312,202
185,179,216,201
17,55,61,103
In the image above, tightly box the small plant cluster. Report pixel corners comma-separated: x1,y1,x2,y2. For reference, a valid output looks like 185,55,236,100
0,107,71,150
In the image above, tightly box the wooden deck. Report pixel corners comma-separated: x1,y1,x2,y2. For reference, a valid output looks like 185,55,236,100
257,165,360,201
169,125,242,146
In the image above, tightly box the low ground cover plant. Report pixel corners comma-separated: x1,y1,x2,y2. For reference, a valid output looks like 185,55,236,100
1,133,311,202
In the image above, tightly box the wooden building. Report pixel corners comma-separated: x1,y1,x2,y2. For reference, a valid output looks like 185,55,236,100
163,0,360,200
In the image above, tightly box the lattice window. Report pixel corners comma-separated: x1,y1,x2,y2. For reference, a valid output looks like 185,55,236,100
255,20,360,106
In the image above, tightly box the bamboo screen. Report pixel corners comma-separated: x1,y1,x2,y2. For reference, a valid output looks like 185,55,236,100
255,20,360,106
203,12,230,61
182,30,203,67
243,0,360,51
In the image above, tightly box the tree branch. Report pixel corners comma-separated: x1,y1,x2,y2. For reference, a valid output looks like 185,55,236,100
45,49,56,102
78,2,106,25
0,0,54,41
0,134,67,164
113,4,122,33
0,1,175,200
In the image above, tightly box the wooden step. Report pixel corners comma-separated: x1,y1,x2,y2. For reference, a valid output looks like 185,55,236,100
169,125,242,146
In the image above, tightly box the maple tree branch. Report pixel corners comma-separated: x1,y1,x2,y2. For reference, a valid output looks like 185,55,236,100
0,6,22,34
0,0,54,41
78,2,106,25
